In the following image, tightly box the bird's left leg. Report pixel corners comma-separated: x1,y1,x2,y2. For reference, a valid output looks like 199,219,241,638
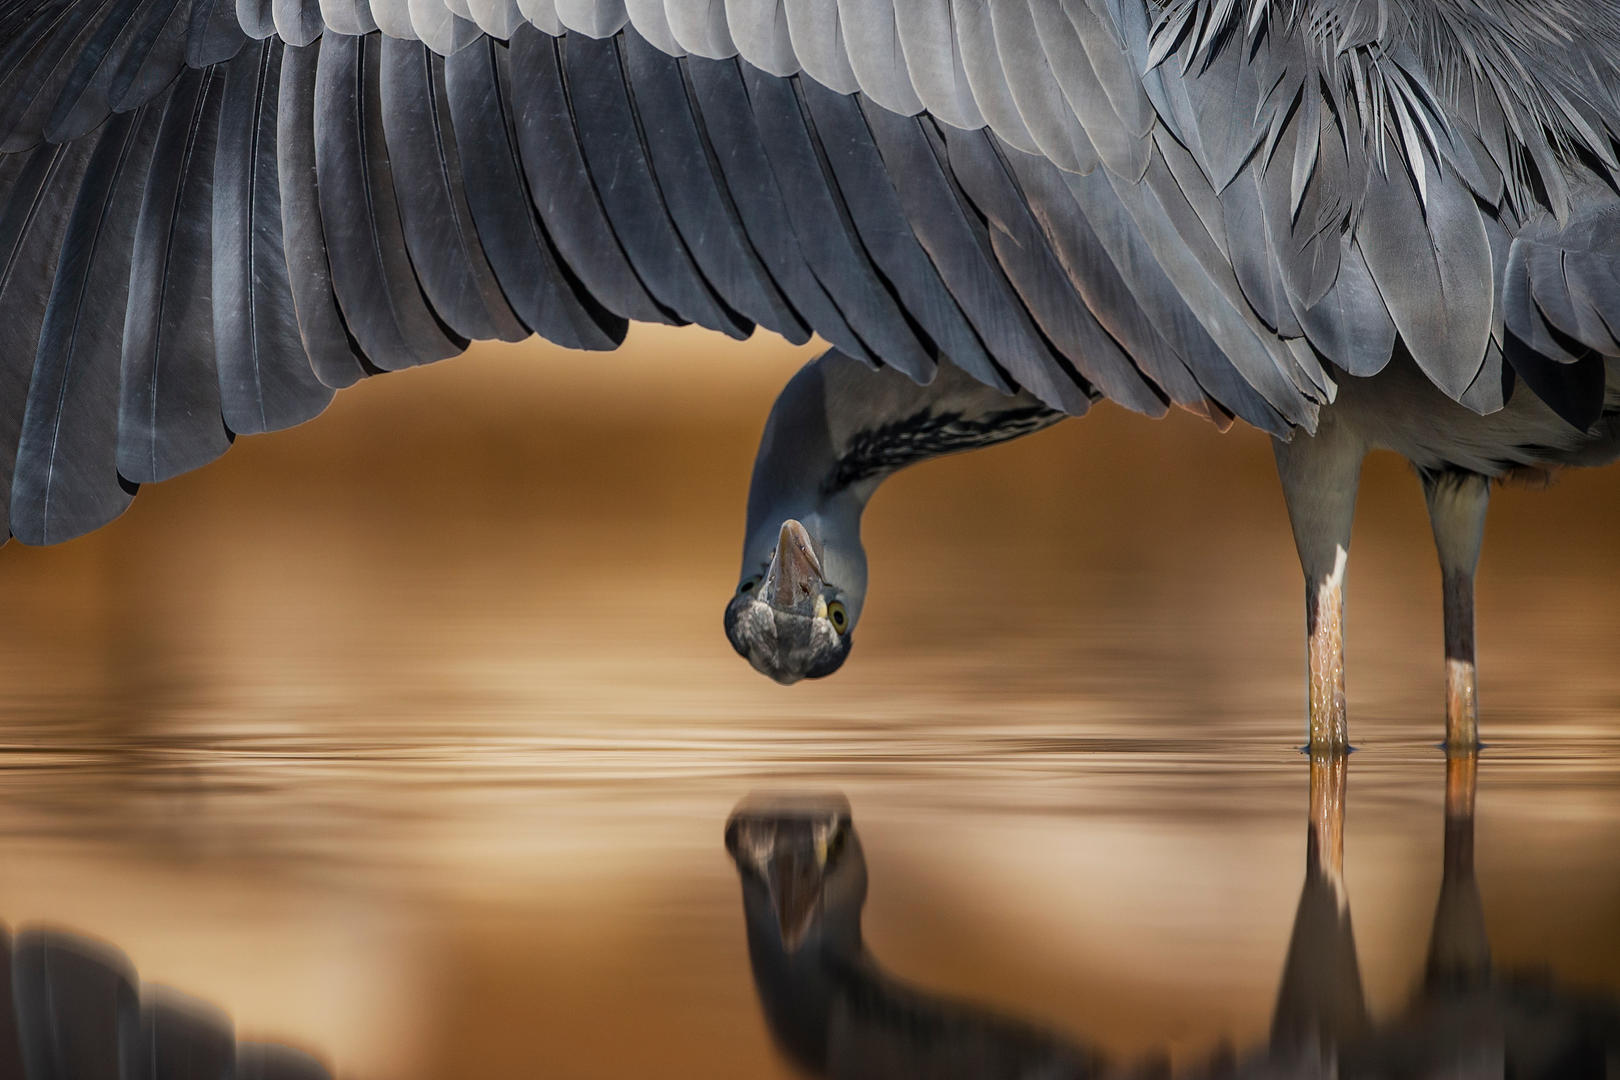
1273,418,1365,752
1419,469,1490,752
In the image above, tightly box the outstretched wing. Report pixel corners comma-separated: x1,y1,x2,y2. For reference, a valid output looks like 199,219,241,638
2,0,1617,545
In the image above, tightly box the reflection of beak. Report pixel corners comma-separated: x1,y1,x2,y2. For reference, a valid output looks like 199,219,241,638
761,520,823,613
766,844,827,953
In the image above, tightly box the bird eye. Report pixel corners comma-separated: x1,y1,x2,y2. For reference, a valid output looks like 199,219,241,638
738,576,760,596
827,601,848,634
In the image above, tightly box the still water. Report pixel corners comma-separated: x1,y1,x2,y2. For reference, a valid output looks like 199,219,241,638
0,331,1615,1077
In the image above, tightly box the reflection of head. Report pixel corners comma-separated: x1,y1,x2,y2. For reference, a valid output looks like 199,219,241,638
725,793,865,955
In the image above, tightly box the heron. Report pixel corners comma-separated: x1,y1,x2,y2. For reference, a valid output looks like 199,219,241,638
1,2,1618,750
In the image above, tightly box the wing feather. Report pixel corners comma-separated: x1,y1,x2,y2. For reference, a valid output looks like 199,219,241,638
214,39,334,436
312,31,464,368
377,34,525,342
443,32,626,348
2,136,104,544
504,24,671,327
275,38,371,389
117,66,231,484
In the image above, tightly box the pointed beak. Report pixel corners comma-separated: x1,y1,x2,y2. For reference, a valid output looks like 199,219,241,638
766,844,827,953
760,519,823,613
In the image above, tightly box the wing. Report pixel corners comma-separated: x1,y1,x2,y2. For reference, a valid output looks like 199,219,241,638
4,0,1618,544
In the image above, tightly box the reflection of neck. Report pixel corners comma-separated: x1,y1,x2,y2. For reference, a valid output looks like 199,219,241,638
741,886,866,1075
1425,751,1490,988
1272,750,1367,1054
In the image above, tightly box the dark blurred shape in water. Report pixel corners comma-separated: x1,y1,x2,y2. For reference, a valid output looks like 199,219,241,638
727,753,1620,1079
1,927,330,1080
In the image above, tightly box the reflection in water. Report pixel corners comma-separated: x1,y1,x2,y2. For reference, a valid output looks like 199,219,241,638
0,928,329,1079
725,794,1106,1079
730,754,1620,1079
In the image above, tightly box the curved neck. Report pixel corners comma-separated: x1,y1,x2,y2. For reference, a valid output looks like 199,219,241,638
744,350,1065,566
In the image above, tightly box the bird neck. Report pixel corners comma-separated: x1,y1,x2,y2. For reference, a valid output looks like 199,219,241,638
744,350,1064,556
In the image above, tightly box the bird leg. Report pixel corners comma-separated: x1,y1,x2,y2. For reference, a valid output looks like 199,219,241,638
1420,470,1490,752
1274,422,1365,753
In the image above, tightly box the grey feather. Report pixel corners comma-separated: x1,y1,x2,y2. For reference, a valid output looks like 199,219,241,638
1291,236,1396,378
861,103,1090,408
740,66,934,380
312,31,465,369
621,29,806,340
465,0,523,38
186,0,247,66
1026,0,1148,179
377,35,526,343
987,0,1097,175
272,0,324,45
41,0,169,143
443,33,626,349
213,39,335,436
1,137,101,545
562,32,750,337
0,0,127,152
724,0,796,77
407,0,480,55
555,0,627,38
683,54,871,362
1355,163,1493,401
625,0,681,54
1000,138,1211,411
890,0,983,132
948,0,1035,154
943,124,1166,415
781,0,857,94
504,24,671,327
664,0,733,58
803,78,991,378
118,65,231,484
237,0,277,37
316,0,377,35
834,0,922,116
275,39,370,389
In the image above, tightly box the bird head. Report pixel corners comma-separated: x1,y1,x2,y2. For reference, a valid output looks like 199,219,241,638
723,515,866,685
725,793,866,955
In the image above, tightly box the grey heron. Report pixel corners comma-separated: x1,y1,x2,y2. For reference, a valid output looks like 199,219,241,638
1,1,1619,749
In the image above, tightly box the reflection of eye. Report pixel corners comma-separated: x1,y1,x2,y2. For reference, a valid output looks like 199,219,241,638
827,601,848,634
738,577,760,595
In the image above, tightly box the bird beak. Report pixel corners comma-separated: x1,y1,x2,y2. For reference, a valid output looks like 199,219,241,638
761,519,823,613
766,844,827,954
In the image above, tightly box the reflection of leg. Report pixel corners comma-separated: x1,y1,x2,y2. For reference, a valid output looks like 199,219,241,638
1272,750,1367,1055
1273,424,1364,752
1425,750,1491,988
1421,470,1489,751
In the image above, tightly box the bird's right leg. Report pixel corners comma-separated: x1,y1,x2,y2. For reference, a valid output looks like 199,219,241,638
1273,419,1365,752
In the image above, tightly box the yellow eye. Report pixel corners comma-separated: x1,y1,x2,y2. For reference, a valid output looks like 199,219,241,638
827,601,849,634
